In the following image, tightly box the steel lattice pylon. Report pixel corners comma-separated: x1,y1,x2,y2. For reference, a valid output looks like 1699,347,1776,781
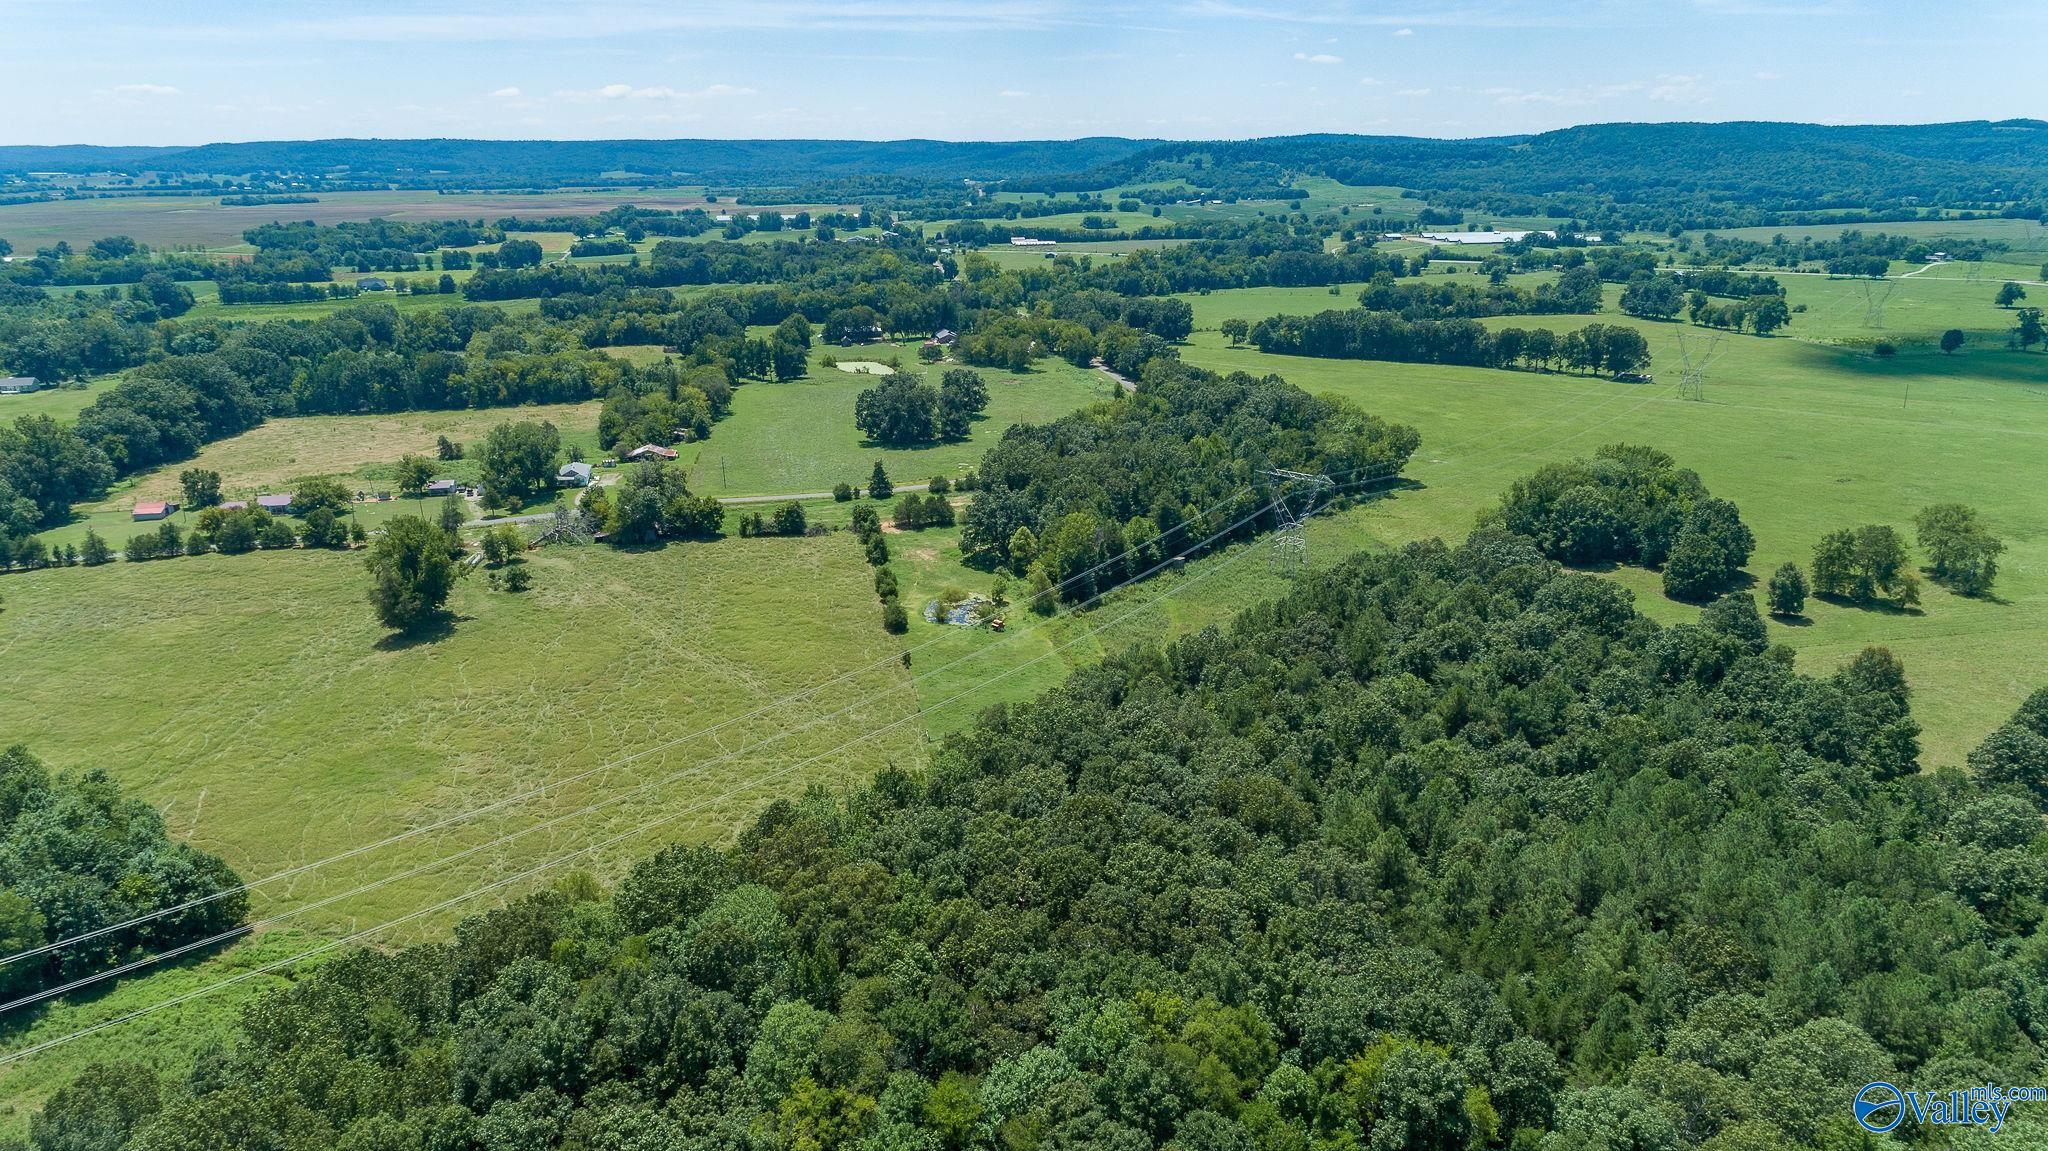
532,499,595,547
1675,331,1722,402
1262,468,1334,577
1861,278,1897,328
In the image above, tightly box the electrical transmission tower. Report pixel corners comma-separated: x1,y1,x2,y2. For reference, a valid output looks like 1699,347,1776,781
1675,332,1722,402
532,499,595,548
1261,469,1334,577
1861,278,1897,328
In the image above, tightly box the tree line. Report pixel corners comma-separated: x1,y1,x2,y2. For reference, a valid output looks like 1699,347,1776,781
1249,310,1653,376
960,362,1420,602
21,523,2047,1150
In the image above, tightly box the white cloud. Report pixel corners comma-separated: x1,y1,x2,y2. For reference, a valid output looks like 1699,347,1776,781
1647,74,1709,103
1358,75,1386,85
1293,51,1343,64
1753,70,1781,81
109,83,179,96
999,89,1032,98
490,86,522,98
562,82,757,102
1393,27,1414,35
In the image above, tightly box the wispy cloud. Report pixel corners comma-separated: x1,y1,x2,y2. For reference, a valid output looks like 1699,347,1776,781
107,83,179,97
1000,89,1033,98
489,86,523,98
1647,74,1710,103
559,82,757,102
1293,51,1343,63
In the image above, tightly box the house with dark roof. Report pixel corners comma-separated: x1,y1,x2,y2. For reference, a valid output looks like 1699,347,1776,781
424,479,457,497
0,376,41,395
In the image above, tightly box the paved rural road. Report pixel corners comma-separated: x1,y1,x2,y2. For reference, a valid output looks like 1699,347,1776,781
1091,357,1137,393
466,482,934,527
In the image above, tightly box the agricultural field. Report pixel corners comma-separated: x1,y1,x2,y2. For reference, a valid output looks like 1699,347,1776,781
675,342,1116,497
0,378,112,423
33,401,603,551
1176,271,2048,766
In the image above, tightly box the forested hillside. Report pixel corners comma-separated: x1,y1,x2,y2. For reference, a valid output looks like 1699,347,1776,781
1036,120,2048,228
27,529,2047,1151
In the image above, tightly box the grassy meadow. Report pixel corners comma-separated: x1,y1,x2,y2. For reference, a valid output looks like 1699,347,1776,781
1176,270,2048,766
676,342,1117,497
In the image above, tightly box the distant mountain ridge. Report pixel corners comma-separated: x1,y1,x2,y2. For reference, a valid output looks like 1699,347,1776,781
3,121,2046,215
0,137,1161,186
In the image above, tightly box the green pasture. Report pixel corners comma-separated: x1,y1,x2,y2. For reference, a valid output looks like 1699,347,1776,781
0,378,113,423
1175,271,2048,766
0,930,328,1137
33,401,603,551
0,536,922,931
676,343,1116,498
1686,216,2048,251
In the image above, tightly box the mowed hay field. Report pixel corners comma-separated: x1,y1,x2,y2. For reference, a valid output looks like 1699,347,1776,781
118,401,603,502
1176,272,2048,766
677,343,1115,497
31,401,603,553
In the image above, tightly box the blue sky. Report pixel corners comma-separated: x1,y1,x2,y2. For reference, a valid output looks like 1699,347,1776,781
6,0,2044,145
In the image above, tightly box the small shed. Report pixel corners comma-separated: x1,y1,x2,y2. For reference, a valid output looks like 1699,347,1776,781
424,479,457,498
131,500,175,521
931,328,956,346
556,462,593,487
626,443,678,462
256,493,294,514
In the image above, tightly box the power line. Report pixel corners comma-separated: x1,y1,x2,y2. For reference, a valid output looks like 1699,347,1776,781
0,487,1328,1009
0,475,1299,975
0,374,1682,1033
0,511,1283,1067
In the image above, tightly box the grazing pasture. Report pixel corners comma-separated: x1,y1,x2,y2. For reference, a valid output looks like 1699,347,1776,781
30,401,602,551
1177,272,2048,766
0,537,920,933
676,344,1113,497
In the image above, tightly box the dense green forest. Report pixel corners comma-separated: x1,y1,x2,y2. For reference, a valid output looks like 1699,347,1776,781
6,122,2047,224
958,365,1421,600
1033,121,2048,230
17,521,2045,1151
0,746,247,1002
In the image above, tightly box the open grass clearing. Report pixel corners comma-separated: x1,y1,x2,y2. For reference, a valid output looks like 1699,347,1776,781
1174,270,2048,766
32,402,600,551
0,536,922,936
677,343,1115,498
